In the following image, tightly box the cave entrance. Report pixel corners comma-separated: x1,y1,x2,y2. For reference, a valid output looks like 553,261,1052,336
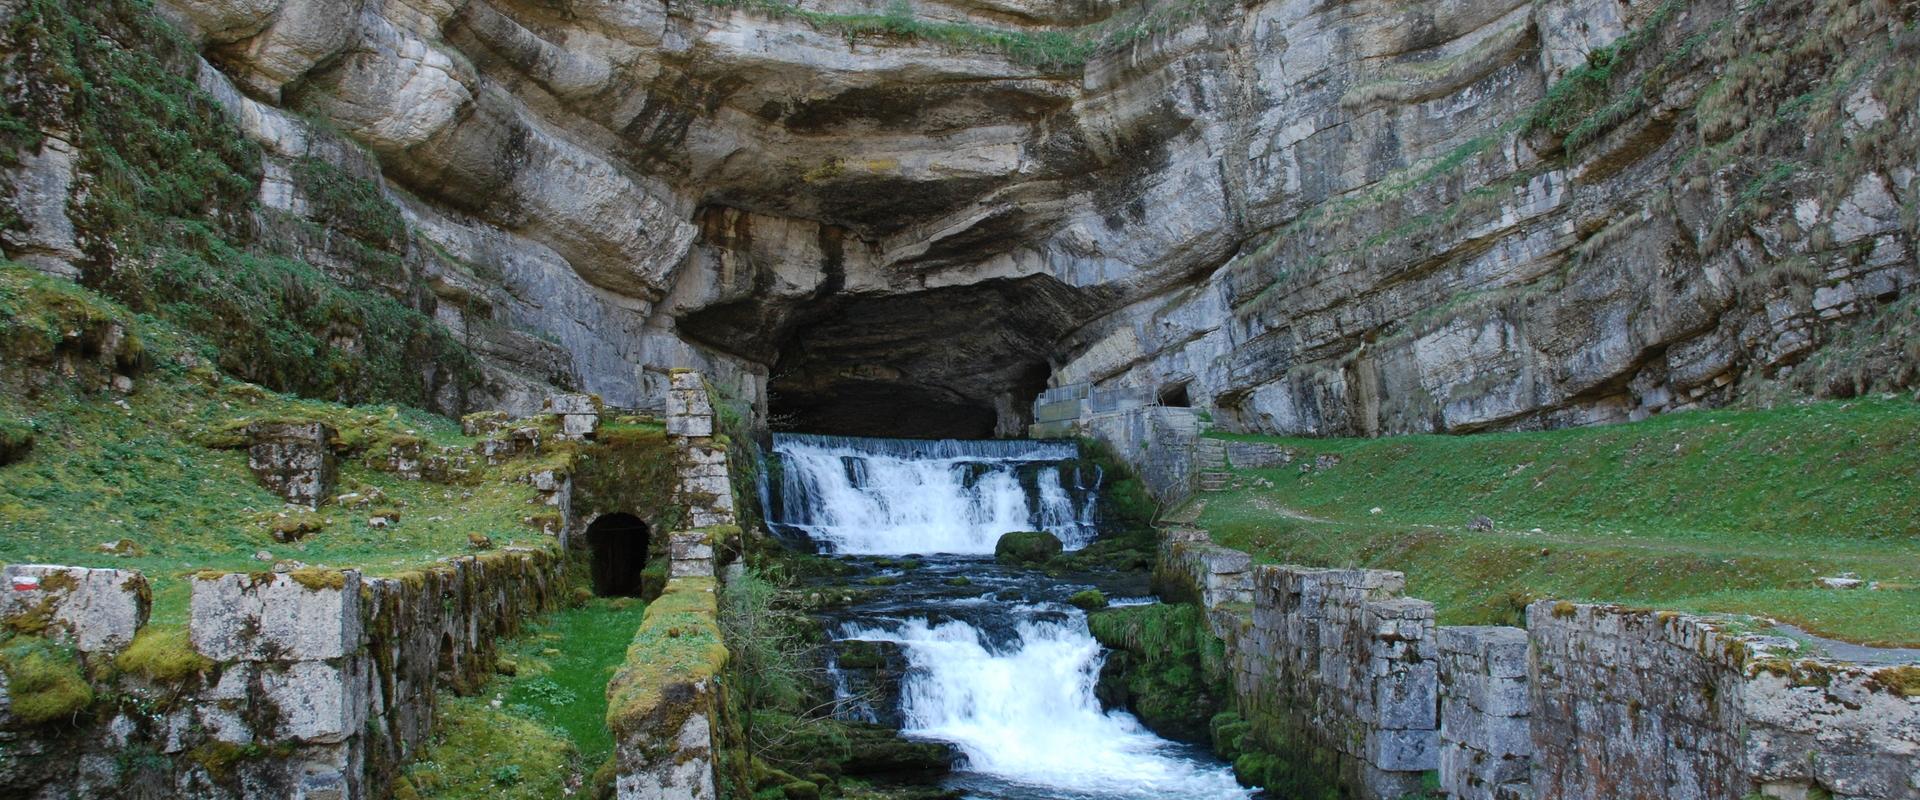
586,513,650,597
1158,381,1192,408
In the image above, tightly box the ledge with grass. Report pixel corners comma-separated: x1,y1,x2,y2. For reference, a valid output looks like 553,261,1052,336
606,576,730,800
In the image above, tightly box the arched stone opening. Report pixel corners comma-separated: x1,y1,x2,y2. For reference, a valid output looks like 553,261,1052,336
586,512,651,597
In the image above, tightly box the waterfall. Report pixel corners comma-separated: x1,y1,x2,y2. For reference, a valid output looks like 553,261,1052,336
770,433,1100,554
777,433,1252,799
843,614,1251,799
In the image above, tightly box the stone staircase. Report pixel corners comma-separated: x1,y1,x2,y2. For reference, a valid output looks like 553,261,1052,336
1194,436,1232,492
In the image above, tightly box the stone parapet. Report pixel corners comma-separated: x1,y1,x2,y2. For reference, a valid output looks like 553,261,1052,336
0,548,564,800
608,577,727,800
1437,626,1533,800
1,564,149,653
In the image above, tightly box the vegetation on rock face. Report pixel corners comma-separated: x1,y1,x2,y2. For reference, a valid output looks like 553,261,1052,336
1087,602,1228,743
0,0,483,413
0,635,95,725
0,266,558,626
1198,398,1920,645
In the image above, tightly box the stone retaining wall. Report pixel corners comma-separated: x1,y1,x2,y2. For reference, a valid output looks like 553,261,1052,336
607,573,725,800
1067,406,1204,504
1154,532,1920,800
1527,602,1920,800
1437,626,1532,800
1228,566,1440,799
0,548,563,799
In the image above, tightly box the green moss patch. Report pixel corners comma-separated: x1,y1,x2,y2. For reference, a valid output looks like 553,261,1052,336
115,625,212,683
0,635,95,725
1087,603,1229,742
993,531,1063,565
606,578,728,737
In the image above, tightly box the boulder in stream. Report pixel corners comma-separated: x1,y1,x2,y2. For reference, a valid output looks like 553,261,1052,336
994,531,1063,565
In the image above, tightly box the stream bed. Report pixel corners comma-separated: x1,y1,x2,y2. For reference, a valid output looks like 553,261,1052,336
767,434,1253,800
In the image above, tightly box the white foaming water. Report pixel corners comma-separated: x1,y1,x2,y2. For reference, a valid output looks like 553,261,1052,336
844,616,1251,800
771,434,1098,554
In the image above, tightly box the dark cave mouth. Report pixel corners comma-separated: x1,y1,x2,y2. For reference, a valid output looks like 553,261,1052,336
679,275,1103,441
768,379,1008,440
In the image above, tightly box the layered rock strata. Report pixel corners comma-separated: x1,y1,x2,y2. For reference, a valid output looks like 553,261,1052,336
6,0,1909,437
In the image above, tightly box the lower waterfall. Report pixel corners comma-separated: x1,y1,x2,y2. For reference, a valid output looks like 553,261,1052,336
770,435,1252,800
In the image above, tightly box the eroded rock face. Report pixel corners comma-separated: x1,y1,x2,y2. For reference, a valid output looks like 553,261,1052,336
51,0,1920,434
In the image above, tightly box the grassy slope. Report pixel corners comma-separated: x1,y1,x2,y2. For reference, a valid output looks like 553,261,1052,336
1197,399,1920,646
0,266,552,625
404,594,651,798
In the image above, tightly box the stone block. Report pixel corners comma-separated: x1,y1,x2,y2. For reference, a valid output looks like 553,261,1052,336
1375,661,1438,730
670,531,716,578
545,393,598,416
1,565,150,652
1368,727,1439,771
259,659,368,743
668,411,714,438
560,412,599,440
247,422,338,508
191,570,363,661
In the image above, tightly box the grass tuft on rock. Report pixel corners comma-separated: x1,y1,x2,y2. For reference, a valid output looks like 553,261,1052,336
0,635,95,725
115,626,212,683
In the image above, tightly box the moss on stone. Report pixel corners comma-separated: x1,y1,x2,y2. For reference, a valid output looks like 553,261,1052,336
1086,602,1228,742
289,568,349,591
994,531,1063,565
605,577,729,737
1869,665,1920,697
0,635,95,725
115,625,211,683
1067,589,1109,611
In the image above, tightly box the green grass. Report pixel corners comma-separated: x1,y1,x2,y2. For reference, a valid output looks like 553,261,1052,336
402,695,580,800
0,267,556,624
489,595,653,763
1196,399,1920,646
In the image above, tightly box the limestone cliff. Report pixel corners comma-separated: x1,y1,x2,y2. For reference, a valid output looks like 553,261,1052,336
2,0,1914,436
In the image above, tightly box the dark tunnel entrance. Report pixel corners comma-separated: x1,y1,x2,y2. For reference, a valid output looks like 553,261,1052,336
586,513,650,597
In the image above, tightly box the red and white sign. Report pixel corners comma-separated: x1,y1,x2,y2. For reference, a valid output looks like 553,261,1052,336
10,575,40,592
